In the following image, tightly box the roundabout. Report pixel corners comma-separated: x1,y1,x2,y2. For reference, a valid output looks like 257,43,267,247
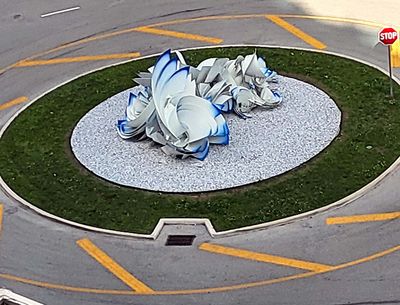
0,3,400,305
0,47,398,233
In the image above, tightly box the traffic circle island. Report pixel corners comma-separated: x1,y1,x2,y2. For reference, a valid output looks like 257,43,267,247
0,46,399,234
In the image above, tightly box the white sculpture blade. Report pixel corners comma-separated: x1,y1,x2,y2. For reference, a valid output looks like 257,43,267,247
117,49,281,160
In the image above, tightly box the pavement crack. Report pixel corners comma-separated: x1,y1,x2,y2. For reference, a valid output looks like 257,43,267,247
150,7,209,19
47,46,85,59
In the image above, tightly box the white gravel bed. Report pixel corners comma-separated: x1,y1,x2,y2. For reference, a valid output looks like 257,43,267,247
71,76,341,192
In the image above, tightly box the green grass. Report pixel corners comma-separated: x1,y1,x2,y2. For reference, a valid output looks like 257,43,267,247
0,47,399,234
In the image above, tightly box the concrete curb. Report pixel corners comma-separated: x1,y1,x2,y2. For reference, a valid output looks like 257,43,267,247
1,45,399,240
0,288,44,305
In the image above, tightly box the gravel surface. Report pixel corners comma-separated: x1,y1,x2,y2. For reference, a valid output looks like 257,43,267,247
71,76,341,192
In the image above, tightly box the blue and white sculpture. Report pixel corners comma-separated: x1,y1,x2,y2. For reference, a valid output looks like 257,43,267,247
117,49,282,160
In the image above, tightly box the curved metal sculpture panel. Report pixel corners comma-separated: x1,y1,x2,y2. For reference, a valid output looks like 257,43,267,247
117,50,282,160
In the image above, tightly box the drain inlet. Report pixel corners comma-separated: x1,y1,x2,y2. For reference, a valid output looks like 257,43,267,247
165,235,196,246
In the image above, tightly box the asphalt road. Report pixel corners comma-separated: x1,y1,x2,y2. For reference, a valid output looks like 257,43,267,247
0,1,400,304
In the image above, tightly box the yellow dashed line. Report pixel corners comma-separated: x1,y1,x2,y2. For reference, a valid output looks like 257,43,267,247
134,26,223,44
76,238,154,293
391,40,400,68
14,52,141,67
0,96,29,111
266,15,327,49
199,243,332,272
326,212,400,225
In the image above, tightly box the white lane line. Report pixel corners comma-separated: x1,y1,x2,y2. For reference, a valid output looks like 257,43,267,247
40,6,81,18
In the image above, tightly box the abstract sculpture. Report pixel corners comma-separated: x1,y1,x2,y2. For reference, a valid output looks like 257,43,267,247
117,49,282,160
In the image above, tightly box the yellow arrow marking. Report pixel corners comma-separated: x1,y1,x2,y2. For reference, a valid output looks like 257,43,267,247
14,52,141,67
134,26,223,44
326,211,400,225
266,15,327,49
76,238,153,293
0,96,29,111
391,39,400,68
199,243,332,272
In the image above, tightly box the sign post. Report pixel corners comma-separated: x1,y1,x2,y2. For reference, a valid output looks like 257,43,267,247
388,45,393,97
378,27,398,98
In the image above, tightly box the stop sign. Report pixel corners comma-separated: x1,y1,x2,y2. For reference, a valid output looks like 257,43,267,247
378,27,398,45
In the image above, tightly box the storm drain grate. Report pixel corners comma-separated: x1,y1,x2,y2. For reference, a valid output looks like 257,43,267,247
165,235,196,246
2,301,19,305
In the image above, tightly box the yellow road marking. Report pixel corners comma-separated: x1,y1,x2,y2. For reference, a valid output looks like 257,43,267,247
199,243,332,272
1,14,397,74
266,15,327,49
330,243,400,270
0,14,398,293
326,211,400,225
1,243,400,295
14,52,141,67
76,238,153,293
138,14,400,30
392,40,400,68
134,26,223,44
0,204,3,237
278,15,393,29
0,96,28,111
0,273,132,295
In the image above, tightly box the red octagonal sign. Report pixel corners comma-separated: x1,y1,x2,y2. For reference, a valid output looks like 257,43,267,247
378,27,398,45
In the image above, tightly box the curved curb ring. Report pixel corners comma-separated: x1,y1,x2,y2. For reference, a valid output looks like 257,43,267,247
1,45,400,239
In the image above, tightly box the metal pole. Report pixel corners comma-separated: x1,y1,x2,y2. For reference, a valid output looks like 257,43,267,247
388,45,394,98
